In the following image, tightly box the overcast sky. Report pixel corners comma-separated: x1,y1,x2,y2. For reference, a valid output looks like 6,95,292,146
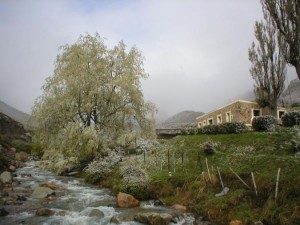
0,0,297,120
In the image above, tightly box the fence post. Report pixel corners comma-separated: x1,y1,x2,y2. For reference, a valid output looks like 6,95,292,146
251,172,258,196
275,168,281,202
168,149,170,171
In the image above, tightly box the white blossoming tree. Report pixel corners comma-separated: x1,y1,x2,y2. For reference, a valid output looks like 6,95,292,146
32,33,156,173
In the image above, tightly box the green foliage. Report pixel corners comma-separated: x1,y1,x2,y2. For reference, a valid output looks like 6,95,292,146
138,128,298,225
281,111,300,127
11,139,31,153
30,143,44,158
0,153,8,173
120,165,150,200
252,115,277,131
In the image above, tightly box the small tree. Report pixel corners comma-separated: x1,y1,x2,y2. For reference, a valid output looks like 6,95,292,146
248,10,286,116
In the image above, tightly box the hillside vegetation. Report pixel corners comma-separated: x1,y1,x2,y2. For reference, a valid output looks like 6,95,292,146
0,100,29,125
159,110,204,128
105,127,300,225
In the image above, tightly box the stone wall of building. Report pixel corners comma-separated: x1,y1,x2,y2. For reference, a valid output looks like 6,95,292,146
196,100,286,127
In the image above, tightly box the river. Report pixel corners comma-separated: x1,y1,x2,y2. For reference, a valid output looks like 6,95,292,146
0,161,196,225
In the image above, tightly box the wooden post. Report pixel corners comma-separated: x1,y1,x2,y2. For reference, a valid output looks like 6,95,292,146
206,158,212,182
217,167,224,189
168,149,170,171
230,167,250,189
275,168,281,201
251,172,258,196
173,152,176,173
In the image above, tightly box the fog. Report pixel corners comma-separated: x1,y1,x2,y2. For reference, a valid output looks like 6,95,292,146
0,0,297,121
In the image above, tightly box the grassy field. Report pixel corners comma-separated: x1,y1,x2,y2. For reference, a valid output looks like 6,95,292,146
124,128,300,225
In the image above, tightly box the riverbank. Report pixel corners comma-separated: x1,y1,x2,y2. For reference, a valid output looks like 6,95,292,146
1,161,204,225
101,128,300,225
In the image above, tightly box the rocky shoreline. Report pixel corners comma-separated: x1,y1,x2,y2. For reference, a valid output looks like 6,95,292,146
0,154,217,225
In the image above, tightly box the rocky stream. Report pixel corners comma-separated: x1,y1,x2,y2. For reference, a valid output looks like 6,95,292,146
0,161,215,225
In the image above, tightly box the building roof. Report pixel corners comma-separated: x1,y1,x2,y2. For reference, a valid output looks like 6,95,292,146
196,100,257,120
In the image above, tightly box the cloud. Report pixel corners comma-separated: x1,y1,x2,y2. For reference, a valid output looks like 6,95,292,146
0,0,296,119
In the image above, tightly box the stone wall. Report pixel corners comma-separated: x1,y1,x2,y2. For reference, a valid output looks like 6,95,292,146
196,100,286,127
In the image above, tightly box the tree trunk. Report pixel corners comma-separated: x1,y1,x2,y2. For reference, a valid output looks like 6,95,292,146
295,63,300,81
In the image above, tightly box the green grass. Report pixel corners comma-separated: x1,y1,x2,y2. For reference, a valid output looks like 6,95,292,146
147,128,300,225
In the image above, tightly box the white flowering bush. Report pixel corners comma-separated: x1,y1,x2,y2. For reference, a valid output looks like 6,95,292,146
84,150,122,183
200,139,218,155
120,165,150,200
291,126,300,152
252,115,277,131
136,139,160,153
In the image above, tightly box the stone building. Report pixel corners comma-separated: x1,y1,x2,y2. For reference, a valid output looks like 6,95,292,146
196,100,287,128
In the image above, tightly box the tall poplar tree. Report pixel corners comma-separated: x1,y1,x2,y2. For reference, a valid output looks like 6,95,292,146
261,0,300,80
248,11,286,115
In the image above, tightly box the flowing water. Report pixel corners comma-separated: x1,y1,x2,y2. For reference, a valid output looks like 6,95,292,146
1,161,194,225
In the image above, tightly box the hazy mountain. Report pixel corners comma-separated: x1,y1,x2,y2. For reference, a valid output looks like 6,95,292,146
281,78,300,105
0,100,30,125
158,110,204,128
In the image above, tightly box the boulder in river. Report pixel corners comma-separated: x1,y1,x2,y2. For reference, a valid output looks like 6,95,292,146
117,192,140,208
15,151,28,162
36,208,55,216
134,212,173,225
40,182,59,190
0,208,9,217
0,171,12,184
171,204,187,211
88,209,105,218
229,220,243,225
31,187,55,198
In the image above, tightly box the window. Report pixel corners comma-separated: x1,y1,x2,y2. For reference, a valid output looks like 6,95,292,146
208,118,213,125
252,109,261,117
217,114,222,124
203,120,206,126
198,122,202,128
226,111,231,122
277,110,286,120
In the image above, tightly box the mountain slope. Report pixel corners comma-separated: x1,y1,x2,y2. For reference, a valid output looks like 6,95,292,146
0,100,30,125
159,110,204,128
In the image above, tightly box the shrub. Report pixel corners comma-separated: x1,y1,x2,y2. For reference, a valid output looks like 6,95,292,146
291,126,300,152
120,165,150,200
11,139,32,153
281,111,300,127
196,122,247,135
200,140,218,155
84,150,122,180
251,115,277,131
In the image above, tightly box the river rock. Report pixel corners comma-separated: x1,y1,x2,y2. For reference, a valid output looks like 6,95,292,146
36,208,55,216
172,204,187,211
0,208,9,217
0,171,12,184
40,182,59,190
117,192,140,208
110,214,131,224
15,151,28,162
88,209,105,218
9,165,16,172
229,220,243,225
31,187,55,198
134,212,173,225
